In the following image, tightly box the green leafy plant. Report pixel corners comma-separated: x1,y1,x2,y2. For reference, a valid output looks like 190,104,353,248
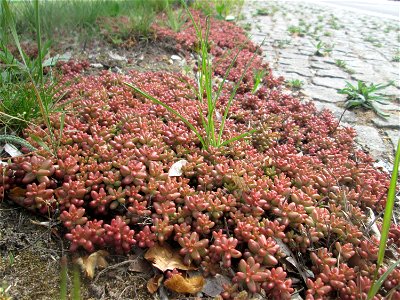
125,8,257,149
338,80,393,118
367,140,400,299
286,79,303,90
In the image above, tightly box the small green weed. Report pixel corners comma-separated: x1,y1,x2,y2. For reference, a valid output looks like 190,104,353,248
254,5,278,16
273,39,291,48
242,22,251,31
364,36,383,47
287,25,306,37
314,40,333,56
165,1,187,33
252,68,268,94
286,79,304,90
0,283,11,300
391,50,400,62
194,0,244,20
328,16,340,29
255,8,269,16
338,81,394,118
335,59,355,74
335,59,346,68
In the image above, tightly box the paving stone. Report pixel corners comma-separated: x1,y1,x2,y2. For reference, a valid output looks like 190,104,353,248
312,77,349,90
278,58,310,68
278,53,308,60
350,124,387,159
385,130,400,149
372,114,400,129
302,85,346,103
316,68,348,79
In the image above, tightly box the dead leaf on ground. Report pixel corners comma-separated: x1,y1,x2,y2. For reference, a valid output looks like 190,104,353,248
147,274,164,294
202,274,230,297
144,243,195,272
74,250,109,279
8,187,26,202
127,254,152,273
164,274,204,294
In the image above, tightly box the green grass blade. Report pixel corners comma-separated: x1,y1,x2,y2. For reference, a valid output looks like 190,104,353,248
124,82,206,148
72,264,81,300
217,44,262,145
377,139,400,267
60,256,68,300
30,134,53,155
368,259,400,299
367,139,400,299
34,0,43,84
219,129,257,147
0,134,37,151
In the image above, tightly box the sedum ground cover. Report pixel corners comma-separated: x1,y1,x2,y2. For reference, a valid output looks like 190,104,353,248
1,9,399,300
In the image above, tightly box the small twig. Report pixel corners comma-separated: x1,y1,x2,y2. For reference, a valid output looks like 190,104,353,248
332,107,348,133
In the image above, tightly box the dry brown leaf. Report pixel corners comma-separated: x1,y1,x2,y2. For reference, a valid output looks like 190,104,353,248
75,250,109,279
8,187,26,202
144,244,194,272
127,255,152,273
147,274,164,294
164,274,205,294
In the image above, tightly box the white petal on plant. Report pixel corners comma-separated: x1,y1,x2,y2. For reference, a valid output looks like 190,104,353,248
168,160,188,177
225,15,235,21
4,143,22,157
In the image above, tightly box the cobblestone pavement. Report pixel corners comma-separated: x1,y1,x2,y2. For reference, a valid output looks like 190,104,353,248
240,0,400,168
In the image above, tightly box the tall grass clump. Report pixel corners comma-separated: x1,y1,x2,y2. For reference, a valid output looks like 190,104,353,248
125,7,257,149
1,0,174,42
0,0,65,155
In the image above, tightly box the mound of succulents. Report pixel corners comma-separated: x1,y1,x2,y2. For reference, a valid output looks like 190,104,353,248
1,10,399,299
